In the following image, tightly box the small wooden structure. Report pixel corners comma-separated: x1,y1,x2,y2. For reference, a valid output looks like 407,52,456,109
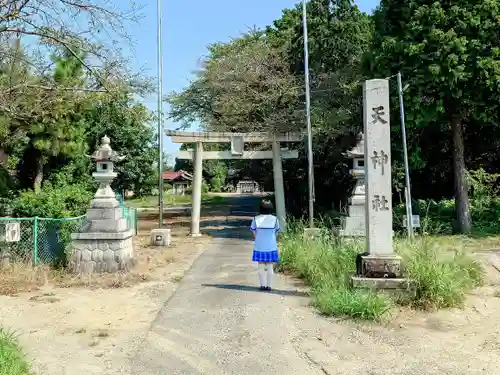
163,170,193,195
236,180,260,194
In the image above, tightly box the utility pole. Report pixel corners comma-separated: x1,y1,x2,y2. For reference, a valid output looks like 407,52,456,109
157,0,164,228
397,72,413,238
302,0,315,228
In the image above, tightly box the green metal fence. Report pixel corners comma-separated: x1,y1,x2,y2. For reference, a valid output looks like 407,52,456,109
0,206,138,267
0,215,86,266
123,206,138,235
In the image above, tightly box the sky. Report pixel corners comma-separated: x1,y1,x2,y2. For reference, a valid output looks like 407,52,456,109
122,0,380,163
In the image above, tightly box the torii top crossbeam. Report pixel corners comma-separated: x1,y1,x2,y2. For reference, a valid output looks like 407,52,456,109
166,131,303,144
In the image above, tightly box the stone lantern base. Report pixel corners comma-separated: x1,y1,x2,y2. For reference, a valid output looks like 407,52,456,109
69,231,135,274
69,198,135,274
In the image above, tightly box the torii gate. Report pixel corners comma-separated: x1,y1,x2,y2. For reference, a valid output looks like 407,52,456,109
166,131,303,236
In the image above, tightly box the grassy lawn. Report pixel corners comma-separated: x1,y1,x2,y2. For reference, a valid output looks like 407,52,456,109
277,221,489,321
126,194,225,208
0,328,31,375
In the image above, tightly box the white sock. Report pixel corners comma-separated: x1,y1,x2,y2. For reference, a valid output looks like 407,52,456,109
258,263,267,287
266,264,274,288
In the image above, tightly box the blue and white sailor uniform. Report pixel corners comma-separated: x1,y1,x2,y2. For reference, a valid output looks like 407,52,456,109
250,214,280,263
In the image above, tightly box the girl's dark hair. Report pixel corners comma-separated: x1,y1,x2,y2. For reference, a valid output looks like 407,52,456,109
259,199,274,215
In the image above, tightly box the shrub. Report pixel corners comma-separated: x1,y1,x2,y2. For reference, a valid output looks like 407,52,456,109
393,169,500,236
201,179,210,194
10,183,92,218
312,287,391,320
278,221,391,320
0,328,31,375
393,197,500,235
396,238,485,309
279,221,485,320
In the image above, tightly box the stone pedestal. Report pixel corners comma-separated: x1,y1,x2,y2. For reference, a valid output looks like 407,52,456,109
150,228,171,246
69,135,135,274
340,177,366,237
69,201,135,274
351,275,415,300
0,250,10,269
360,254,403,278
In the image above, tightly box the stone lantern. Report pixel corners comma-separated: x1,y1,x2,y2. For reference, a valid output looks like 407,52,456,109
340,133,366,237
69,135,135,274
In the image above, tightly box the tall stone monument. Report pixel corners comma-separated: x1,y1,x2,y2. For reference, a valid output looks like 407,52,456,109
353,79,405,287
69,136,135,274
340,133,366,237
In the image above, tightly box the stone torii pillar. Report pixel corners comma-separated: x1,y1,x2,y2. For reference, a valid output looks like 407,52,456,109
191,141,203,236
166,131,302,236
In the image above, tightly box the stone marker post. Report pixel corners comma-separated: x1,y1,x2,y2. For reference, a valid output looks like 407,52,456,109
69,136,135,274
359,79,402,279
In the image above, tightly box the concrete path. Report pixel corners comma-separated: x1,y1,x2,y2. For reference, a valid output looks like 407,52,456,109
130,236,322,375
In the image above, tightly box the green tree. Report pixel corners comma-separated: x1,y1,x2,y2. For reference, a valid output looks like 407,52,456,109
266,0,373,215
367,0,500,233
84,94,157,196
267,0,373,138
17,50,90,192
167,30,302,133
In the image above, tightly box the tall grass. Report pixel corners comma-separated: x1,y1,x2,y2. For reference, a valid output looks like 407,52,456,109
278,221,391,320
396,238,484,309
0,328,31,375
278,220,485,320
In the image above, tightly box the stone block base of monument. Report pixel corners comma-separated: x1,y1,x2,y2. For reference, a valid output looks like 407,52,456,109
361,254,403,278
351,275,415,300
150,228,171,246
0,250,10,270
351,254,414,299
69,232,136,274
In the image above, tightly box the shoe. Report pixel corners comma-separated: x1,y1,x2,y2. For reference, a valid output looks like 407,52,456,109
265,287,272,291
260,286,266,291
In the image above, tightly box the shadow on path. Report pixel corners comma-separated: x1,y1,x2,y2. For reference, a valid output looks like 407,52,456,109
201,283,309,297
199,194,260,239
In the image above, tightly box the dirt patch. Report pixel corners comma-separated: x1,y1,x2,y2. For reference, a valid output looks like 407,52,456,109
0,217,211,375
0,217,210,295
284,255,500,375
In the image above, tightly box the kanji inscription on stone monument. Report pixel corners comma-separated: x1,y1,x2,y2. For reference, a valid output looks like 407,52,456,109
371,150,388,175
372,194,390,211
371,106,388,124
364,79,393,255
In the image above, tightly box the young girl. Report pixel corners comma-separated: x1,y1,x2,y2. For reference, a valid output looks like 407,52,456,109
250,199,280,291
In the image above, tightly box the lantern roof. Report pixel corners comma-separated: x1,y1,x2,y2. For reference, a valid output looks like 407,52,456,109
345,133,364,158
90,135,125,162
